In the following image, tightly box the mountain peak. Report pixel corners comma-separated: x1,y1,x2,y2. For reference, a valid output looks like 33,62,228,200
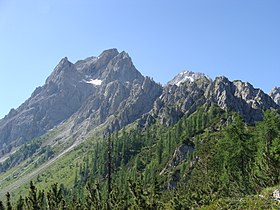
269,86,280,105
45,56,80,86
98,48,119,59
167,70,211,86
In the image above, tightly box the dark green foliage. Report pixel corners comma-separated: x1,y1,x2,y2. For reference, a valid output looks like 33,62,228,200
0,201,4,210
3,108,280,209
0,140,41,173
5,192,12,210
252,110,280,190
85,182,102,210
46,183,63,210
25,181,44,210
215,114,255,196
16,196,24,210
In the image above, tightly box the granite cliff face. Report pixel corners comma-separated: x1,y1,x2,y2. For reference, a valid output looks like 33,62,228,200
0,49,162,151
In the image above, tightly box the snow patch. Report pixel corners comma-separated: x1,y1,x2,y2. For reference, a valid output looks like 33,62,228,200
85,79,102,86
176,76,194,86
167,70,211,86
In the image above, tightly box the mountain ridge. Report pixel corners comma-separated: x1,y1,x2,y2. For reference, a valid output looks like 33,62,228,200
0,49,279,154
0,49,279,207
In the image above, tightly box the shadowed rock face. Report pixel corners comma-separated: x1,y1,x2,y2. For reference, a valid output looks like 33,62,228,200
0,49,162,151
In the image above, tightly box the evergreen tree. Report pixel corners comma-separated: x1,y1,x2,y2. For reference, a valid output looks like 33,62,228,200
0,201,4,210
16,196,24,210
5,192,12,210
47,183,63,210
216,114,254,195
26,181,39,210
85,182,102,210
107,134,113,209
253,110,280,188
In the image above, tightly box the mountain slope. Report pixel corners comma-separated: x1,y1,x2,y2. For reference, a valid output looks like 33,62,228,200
0,49,162,155
0,49,279,208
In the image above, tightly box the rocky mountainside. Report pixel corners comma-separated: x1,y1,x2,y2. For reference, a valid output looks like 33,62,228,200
0,49,279,155
0,49,279,205
139,72,279,128
0,49,162,153
269,87,280,105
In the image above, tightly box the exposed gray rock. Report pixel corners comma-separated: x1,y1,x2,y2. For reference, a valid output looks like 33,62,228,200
167,70,211,86
160,142,194,175
205,77,279,123
0,57,94,151
1,50,279,155
71,53,162,134
160,141,195,190
0,49,162,152
269,87,280,105
141,73,211,127
273,189,280,202
139,73,279,128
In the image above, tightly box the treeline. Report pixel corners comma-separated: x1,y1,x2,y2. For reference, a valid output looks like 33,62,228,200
1,106,279,209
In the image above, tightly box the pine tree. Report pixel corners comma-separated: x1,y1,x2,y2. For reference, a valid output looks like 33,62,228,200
0,201,4,210
253,110,280,187
16,196,24,210
85,182,102,210
5,192,12,210
107,134,113,209
47,183,63,210
26,181,42,210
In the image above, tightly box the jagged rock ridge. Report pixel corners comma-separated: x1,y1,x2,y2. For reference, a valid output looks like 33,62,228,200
0,49,162,152
167,70,211,86
139,73,279,128
0,50,279,155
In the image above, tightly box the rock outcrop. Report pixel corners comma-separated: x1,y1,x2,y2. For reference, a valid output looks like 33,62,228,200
269,87,280,105
206,77,278,123
139,72,279,127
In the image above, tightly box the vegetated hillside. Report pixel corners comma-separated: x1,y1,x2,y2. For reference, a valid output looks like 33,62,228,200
1,105,279,209
0,49,279,209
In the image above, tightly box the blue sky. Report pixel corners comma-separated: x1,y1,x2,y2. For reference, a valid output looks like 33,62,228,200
0,0,280,118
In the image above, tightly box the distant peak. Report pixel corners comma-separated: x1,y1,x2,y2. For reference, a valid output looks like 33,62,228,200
167,70,211,86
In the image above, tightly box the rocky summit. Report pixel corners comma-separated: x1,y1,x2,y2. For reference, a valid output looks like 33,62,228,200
0,48,279,155
0,49,162,152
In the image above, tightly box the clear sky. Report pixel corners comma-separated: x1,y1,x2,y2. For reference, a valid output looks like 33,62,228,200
0,0,280,119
